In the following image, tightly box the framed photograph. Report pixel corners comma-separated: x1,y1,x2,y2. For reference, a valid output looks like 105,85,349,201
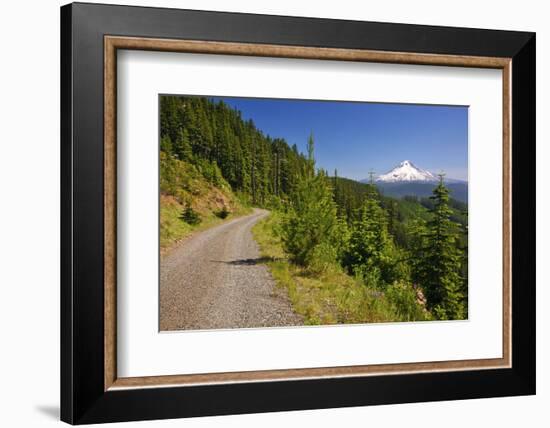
60,2,535,424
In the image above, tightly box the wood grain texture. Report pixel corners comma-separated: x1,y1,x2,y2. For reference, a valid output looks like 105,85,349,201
104,37,117,391
111,357,508,389
106,36,511,68
104,36,512,390
502,62,513,366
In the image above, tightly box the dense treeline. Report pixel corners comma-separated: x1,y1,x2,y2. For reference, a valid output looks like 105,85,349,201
161,96,309,206
160,95,468,320
279,139,466,320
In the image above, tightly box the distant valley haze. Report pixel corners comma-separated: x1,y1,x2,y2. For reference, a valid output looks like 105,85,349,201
361,159,468,203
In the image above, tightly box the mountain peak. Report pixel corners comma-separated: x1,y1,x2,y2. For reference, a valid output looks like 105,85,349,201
376,160,436,183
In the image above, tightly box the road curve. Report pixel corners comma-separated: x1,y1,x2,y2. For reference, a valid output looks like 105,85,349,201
160,208,303,331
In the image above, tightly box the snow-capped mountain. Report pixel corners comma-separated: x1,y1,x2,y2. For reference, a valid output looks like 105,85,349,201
376,160,436,183
359,160,468,202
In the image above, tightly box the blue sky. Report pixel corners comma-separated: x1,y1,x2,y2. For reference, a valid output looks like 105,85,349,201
210,96,468,181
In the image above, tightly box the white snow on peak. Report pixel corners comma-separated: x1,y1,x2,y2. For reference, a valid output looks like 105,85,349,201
376,160,437,183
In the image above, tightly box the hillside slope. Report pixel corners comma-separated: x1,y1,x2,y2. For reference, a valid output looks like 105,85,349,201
160,152,250,250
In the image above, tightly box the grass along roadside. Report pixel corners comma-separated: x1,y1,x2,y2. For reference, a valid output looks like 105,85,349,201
252,211,430,325
160,153,253,255
160,195,252,255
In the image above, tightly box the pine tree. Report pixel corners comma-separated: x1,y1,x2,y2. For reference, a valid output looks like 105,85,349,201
281,135,341,266
174,128,192,161
159,95,319,207
387,199,398,237
251,135,257,204
333,169,340,216
306,132,315,177
158,94,467,323
343,189,397,286
459,211,469,318
412,174,465,319
160,135,173,154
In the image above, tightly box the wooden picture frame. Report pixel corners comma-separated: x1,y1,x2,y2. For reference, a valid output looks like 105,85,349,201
61,2,535,424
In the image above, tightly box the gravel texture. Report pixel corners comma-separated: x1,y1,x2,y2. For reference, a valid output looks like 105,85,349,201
160,209,303,331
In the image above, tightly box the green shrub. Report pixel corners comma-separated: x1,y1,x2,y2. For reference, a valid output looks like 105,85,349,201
215,206,230,219
160,199,191,248
181,205,201,225
385,282,429,321
353,264,383,289
342,195,410,286
194,157,226,188
281,171,341,266
306,242,340,275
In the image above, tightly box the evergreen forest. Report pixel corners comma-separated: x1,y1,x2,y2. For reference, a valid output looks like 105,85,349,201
160,95,468,323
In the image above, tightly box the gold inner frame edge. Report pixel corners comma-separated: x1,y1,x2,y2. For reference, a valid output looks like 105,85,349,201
104,36,512,391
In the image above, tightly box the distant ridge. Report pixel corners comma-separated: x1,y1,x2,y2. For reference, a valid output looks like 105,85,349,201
359,160,468,203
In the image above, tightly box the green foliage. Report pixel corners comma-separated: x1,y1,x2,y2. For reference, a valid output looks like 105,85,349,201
159,95,468,322
253,211,430,325
332,173,378,222
193,157,226,188
159,150,250,249
173,128,193,161
160,151,231,201
344,197,388,274
343,195,406,286
420,195,468,227
160,198,192,249
376,181,468,204
181,205,201,225
280,138,343,266
215,206,230,219
160,135,173,153
306,242,340,275
385,282,430,322
411,178,466,320
160,95,310,206
160,151,189,202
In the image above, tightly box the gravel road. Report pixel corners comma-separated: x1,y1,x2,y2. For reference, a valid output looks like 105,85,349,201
160,209,303,331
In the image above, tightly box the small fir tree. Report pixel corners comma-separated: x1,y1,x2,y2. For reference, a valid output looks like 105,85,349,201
281,135,342,266
412,174,465,319
174,128,193,161
343,191,398,286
